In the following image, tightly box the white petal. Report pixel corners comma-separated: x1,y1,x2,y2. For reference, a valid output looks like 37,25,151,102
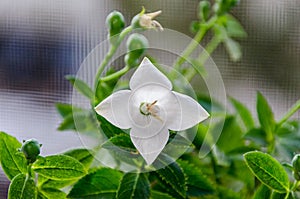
94,90,132,129
130,127,169,165
129,57,172,91
128,84,169,137
166,91,209,131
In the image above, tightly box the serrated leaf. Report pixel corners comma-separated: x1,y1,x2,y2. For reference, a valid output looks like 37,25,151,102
68,168,122,199
0,132,27,180
257,92,276,134
153,155,186,198
224,37,242,61
32,155,87,180
150,190,174,199
66,75,94,100
177,160,214,196
39,188,66,199
253,185,271,199
244,151,290,193
8,173,37,199
230,97,254,130
63,148,93,169
116,172,150,199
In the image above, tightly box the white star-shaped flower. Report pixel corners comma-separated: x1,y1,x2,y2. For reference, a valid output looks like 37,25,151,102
95,57,209,165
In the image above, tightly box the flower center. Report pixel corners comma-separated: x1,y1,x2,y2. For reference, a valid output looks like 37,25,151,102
139,100,162,122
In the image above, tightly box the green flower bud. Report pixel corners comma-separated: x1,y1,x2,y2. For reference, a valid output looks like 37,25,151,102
292,154,300,180
21,139,41,163
124,54,140,68
125,33,149,67
106,11,125,37
198,1,210,21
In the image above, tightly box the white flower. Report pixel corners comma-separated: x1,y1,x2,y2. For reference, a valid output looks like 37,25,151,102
95,57,209,165
132,8,163,31
139,10,163,31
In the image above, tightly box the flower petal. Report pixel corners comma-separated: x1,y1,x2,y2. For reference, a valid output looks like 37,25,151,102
94,90,132,129
129,57,172,91
130,127,169,165
166,91,209,131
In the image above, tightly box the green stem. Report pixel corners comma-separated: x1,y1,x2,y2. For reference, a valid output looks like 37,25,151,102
278,99,300,126
27,164,32,178
94,26,133,89
266,132,275,154
185,35,222,81
173,16,217,70
101,65,130,82
292,180,300,191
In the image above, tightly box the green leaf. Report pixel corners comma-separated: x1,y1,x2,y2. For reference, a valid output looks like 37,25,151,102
32,155,87,180
177,160,214,196
65,75,94,100
257,92,276,134
215,116,244,153
244,151,290,193
8,173,37,199
68,168,122,199
116,172,150,199
230,97,255,130
271,191,291,199
0,132,27,180
225,15,247,38
55,103,74,118
102,133,140,165
39,188,66,199
224,37,242,61
38,175,74,189
153,155,186,198
216,186,241,199
102,134,135,151
63,148,93,169
253,185,271,199
98,116,125,138
58,110,100,138
244,128,267,146
150,190,174,199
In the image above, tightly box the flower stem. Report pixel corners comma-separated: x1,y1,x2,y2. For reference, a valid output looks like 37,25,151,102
101,65,130,82
94,26,133,89
278,99,300,127
185,35,222,81
173,16,217,70
27,163,32,178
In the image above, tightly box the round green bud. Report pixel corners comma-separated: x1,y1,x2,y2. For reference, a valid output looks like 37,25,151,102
124,54,140,68
21,139,41,163
198,1,210,21
125,33,149,67
131,14,142,30
106,11,125,37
